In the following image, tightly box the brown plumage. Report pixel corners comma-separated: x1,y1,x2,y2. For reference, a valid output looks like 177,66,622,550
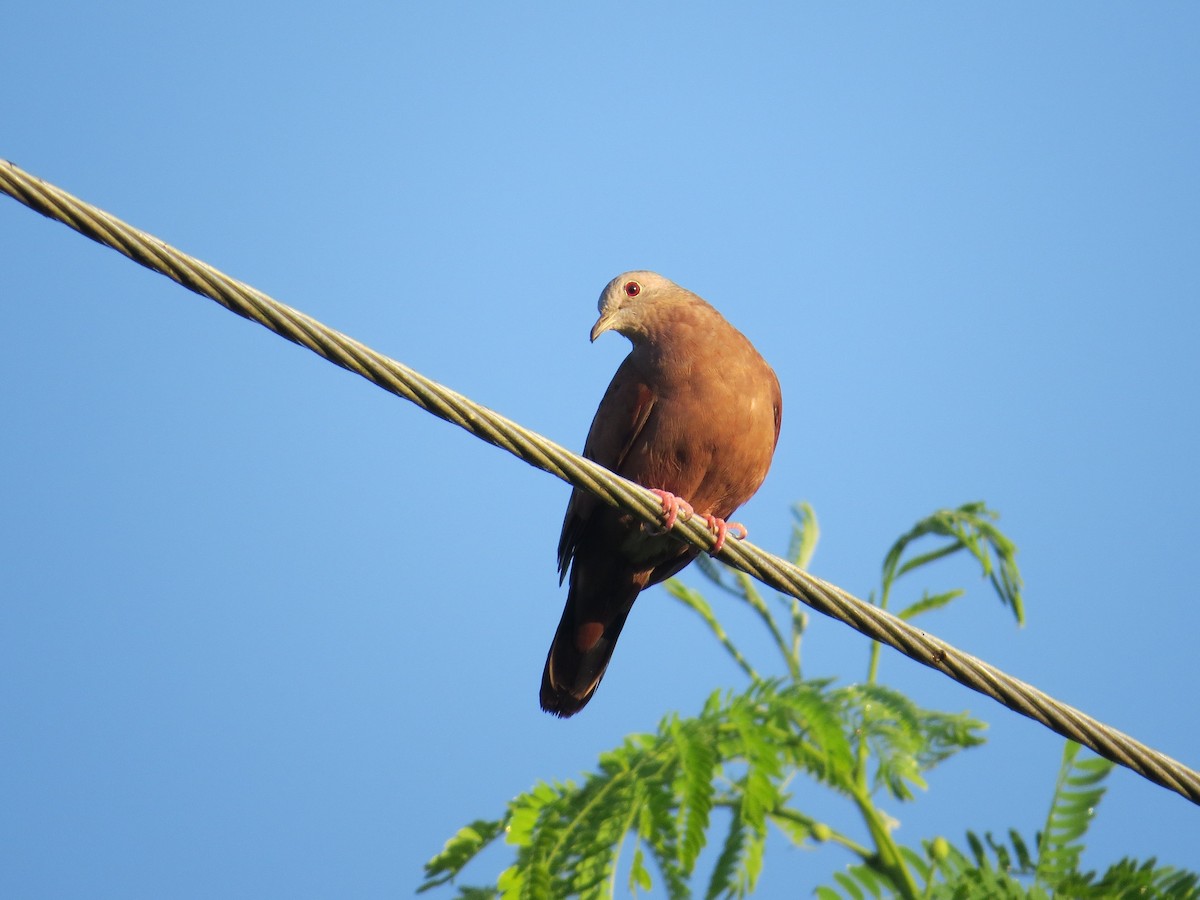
540,271,782,718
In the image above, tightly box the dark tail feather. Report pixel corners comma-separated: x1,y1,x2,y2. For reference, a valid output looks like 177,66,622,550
539,601,634,718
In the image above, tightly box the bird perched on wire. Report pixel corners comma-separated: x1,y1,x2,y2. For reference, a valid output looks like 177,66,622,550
541,271,782,717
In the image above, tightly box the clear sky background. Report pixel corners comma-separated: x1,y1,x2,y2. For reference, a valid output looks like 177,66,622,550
2,4,1198,897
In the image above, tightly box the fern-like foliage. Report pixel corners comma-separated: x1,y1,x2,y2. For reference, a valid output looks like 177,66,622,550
420,679,986,898
1035,741,1111,887
852,744,1200,900
901,821,1200,900
838,682,986,802
421,820,506,894
421,503,1199,899
880,502,1024,625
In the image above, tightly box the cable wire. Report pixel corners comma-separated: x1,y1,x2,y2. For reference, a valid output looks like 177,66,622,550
3,158,1197,805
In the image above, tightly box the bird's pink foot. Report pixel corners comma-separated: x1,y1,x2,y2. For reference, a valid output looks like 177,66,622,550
703,515,748,555
649,489,694,533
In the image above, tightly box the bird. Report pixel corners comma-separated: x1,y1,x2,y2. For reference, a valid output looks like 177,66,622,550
540,271,782,718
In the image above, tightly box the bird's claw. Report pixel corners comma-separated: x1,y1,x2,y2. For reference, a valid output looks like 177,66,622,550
646,491,747,553
649,489,694,533
704,515,747,555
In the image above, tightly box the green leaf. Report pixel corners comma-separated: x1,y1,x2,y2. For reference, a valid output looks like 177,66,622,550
420,818,506,892
1082,856,1200,898
901,843,931,875
741,823,767,894
788,501,820,570
767,815,809,848
706,804,747,899
666,580,759,681
841,683,985,801
777,681,857,790
895,542,965,580
897,589,965,621
629,846,652,893
672,718,718,874
1033,742,1114,891
879,502,1024,626
965,830,987,867
833,869,866,899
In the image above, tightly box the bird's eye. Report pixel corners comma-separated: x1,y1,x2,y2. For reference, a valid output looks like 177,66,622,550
624,281,641,297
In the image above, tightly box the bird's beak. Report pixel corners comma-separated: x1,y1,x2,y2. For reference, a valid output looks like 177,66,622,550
590,312,616,343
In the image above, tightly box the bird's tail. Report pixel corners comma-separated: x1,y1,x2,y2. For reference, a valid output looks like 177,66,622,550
539,585,640,718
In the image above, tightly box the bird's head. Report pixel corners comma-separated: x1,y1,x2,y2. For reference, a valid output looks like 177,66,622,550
591,271,680,343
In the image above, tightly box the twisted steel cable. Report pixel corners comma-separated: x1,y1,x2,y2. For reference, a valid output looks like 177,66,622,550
3,159,1197,805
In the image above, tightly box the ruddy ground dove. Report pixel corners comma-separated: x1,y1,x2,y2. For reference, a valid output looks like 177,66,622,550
540,271,782,717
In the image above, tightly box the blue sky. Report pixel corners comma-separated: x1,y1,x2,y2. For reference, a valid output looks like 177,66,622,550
3,4,1198,896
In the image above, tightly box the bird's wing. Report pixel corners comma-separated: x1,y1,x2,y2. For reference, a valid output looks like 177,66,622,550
557,357,656,580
